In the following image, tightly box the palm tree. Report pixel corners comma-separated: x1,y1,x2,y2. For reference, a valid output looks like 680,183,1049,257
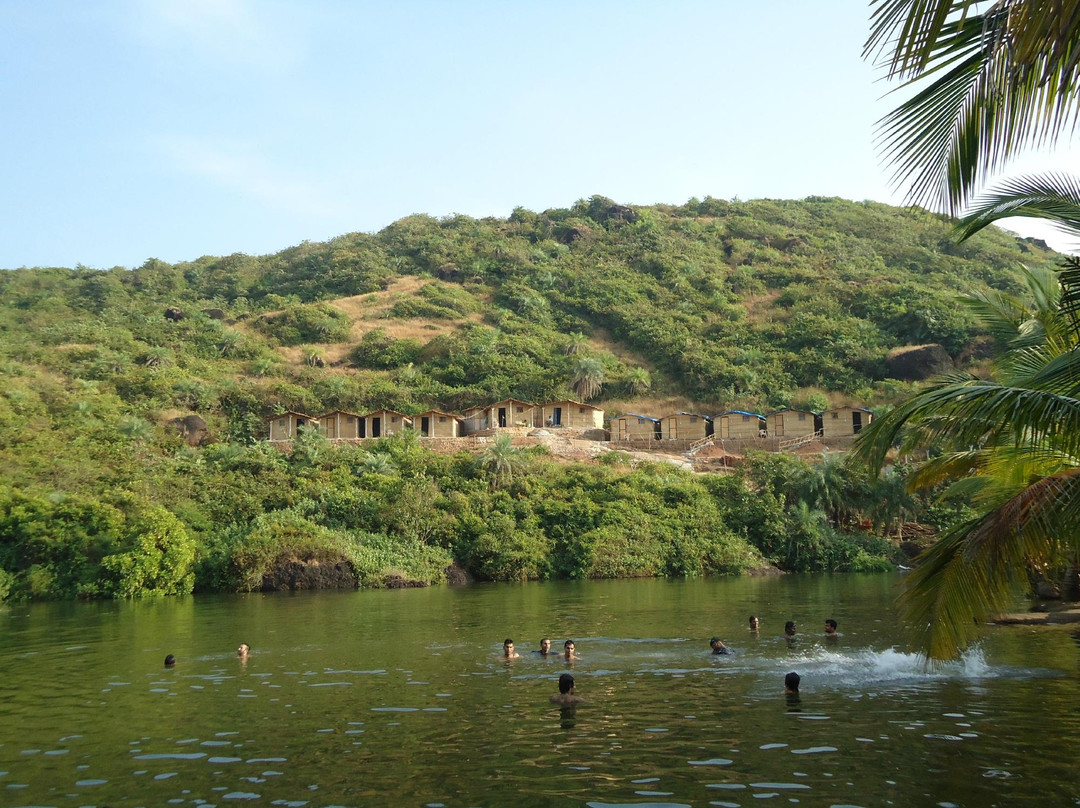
852,264,1080,660
563,332,589,356
626,367,652,396
479,434,521,487
866,0,1080,213
570,358,605,400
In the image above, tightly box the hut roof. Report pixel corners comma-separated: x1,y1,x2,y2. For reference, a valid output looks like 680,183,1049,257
264,410,317,422
542,398,603,410
416,409,464,420
717,409,766,420
618,412,660,423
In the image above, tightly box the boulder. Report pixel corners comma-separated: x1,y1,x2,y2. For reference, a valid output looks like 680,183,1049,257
201,308,226,320
164,307,185,321
886,344,954,381
261,557,359,591
166,414,210,446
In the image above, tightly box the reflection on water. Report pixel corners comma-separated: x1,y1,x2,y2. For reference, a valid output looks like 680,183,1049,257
0,575,1077,807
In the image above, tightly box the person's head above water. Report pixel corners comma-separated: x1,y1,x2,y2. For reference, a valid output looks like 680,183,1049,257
563,639,576,655
785,671,801,693
749,615,759,630
237,642,250,658
503,639,518,657
824,619,838,634
164,654,176,667
539,637,551,654
784,621,796,636
558,673,575,694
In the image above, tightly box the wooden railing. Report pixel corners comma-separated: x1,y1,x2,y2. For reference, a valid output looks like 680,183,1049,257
778,431,822,451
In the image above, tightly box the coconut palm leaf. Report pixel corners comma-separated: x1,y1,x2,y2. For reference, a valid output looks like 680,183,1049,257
867,1,1080,211
901,467,1080,661
955,173,1080,241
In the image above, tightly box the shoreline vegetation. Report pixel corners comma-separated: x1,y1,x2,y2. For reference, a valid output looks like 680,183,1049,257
0,196,1060,602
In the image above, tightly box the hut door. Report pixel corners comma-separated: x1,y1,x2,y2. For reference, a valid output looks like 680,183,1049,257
421,416,430,437
498,407,507,428
326,420,336,439
372,417,381,438
852,412,863,433
359,419,366,438
552,407,562,426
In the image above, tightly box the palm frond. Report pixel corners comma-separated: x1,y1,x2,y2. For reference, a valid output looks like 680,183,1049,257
869,2,1080,211
955,173,1080,241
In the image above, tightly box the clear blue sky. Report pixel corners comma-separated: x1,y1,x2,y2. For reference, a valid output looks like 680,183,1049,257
0,1,1072,269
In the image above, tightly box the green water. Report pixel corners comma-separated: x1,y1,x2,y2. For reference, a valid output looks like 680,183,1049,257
0,575,1077,807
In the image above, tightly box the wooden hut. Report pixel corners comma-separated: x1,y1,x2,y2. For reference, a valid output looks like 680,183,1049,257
462,405,489,434
714,410,767,439
361,409,412,439
820,406,873,438
266,410,318,442
537,399,605,429
319,410,365,440
466,398,536,431
611,413,661,442
659,411,710,441
765,409,818,438
415,409,464,438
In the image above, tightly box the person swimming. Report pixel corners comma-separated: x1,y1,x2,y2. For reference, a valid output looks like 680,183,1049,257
237,642,250,658
550,672,583,705
164,654,176,667
563,639,577,660
784,671,801,694
709,637,733,655
503,638,520,659
748,615,760,632
535,637,552,656
824,618,839,640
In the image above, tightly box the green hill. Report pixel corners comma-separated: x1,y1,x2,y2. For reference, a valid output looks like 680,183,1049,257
0,196,1055,599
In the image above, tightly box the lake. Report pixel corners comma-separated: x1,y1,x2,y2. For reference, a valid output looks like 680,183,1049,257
0,574,1077,807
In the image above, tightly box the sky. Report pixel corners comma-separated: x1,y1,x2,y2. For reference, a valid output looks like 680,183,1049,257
2,0,1076,270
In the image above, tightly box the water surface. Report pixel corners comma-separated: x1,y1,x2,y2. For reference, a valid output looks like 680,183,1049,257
0,575,1077,807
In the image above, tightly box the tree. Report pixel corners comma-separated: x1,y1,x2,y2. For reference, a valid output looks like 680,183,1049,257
570,358,605,400
479,434,521,487
853,265,1080,660
862,0,1080,661
866,0,1080,213
626,367,652,396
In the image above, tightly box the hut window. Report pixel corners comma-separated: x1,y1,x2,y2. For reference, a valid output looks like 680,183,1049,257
579,407,586,413
278,419,285,427
439,416,446,422
831,413,839,419
741,415,750,422
516,406,523,413
690,416,698,423
347,417,355,423
392,417,398,423
637,418,646,424
797,413,806,421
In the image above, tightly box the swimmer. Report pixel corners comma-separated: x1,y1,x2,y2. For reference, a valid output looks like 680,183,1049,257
784,621,797,644
749,615,759,632
550,673,583,705
824,618,838,640
164,654,176,668
237,642,250,658
563,639,577,660
709,637,733,655
503,638,520,659
535,637,552,656
785,671,801,694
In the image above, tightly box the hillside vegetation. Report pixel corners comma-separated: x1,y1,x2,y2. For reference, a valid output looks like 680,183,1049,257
0,196,1054,600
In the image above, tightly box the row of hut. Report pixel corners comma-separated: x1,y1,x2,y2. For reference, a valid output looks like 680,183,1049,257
266,398,873,444
267,398,605,441
611,406,872,442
